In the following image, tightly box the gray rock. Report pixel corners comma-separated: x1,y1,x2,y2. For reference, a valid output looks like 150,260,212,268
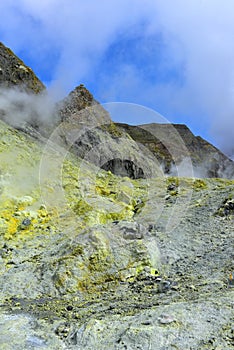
0,312,65,349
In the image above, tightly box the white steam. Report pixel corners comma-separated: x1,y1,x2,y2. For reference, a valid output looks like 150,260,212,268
169,156,234,179
0,87,57,129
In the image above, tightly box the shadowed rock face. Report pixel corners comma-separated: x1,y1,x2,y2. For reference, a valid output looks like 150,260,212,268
0,42,45,93
101,158,145,179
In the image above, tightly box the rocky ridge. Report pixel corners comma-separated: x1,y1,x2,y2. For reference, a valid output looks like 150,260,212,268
55,93,234,179
116,122,234,178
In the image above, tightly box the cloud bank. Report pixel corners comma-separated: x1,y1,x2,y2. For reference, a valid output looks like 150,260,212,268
0,0,233,158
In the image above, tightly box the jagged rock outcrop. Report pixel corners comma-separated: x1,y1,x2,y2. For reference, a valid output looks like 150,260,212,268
0,42,45,93
0,42,51,135
58,84,110,126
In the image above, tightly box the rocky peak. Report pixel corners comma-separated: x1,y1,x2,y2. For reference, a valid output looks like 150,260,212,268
0,42,45,93
58,84,111,127
58,84,110,125
59,84,94,118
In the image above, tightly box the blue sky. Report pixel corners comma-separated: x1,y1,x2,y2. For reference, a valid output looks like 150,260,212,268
0,0,234,159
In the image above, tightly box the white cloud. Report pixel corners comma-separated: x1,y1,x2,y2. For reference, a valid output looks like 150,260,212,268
0,1,150,87
145,1,234,157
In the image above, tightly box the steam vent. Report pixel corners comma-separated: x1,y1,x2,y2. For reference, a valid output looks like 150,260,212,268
0,42,233,349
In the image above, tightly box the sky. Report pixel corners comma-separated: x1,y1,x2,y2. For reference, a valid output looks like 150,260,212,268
0,0,233,159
